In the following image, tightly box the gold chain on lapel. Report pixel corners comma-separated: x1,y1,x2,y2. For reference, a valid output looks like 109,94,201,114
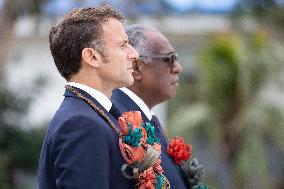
65,85,122,137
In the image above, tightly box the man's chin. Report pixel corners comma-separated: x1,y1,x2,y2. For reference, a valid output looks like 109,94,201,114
168,90,177,98
117,77,134,88
126,77,134,86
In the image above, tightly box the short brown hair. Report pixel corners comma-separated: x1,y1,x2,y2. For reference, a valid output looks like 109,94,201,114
49,4,124,80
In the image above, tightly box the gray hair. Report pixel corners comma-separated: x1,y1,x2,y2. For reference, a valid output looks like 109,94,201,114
125,24,158,57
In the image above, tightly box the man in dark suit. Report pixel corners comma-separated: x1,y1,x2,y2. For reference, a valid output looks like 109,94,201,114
38,4,139,189
111,25,189,188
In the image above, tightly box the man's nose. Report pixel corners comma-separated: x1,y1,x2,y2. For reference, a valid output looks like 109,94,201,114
127,44,139,61
172,60,183,74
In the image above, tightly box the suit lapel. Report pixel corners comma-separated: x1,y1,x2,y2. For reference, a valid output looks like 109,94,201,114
112,89,149,122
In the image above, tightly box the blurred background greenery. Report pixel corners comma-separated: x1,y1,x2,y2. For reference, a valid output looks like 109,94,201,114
1,0,284,188
169,31,284,188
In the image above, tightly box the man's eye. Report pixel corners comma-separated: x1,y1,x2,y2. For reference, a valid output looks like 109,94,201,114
121,43,127,48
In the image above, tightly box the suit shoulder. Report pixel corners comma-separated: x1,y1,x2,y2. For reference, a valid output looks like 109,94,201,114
47,97,115,142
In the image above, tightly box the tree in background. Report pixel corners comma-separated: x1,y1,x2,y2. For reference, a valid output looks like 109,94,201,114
0,0,45,79
233,0,284,34
168,31,284,189
168,1,284,188
0,0,47,188
0,83,46,189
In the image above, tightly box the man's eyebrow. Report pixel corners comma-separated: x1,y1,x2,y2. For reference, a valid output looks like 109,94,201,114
166,51,175,55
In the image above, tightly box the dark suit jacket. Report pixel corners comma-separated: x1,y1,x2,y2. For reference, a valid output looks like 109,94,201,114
38,88,136,189
111,89,189,189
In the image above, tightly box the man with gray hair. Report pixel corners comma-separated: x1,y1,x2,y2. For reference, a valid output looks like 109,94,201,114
111,25,189,188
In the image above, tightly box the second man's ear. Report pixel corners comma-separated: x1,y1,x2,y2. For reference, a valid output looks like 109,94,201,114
132,60,143,81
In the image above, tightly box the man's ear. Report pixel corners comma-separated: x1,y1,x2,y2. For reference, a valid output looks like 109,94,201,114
132,60,142,80
81,48,101,68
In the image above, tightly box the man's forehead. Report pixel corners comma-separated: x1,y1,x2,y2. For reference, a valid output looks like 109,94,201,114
146,30,174,53
102,18,128,40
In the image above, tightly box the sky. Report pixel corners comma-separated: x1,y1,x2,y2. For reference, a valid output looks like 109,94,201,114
42,0,239,17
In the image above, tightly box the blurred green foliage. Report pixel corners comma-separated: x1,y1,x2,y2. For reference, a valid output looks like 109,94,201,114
168,31,284,188
0,85,46,189
233,0,284,31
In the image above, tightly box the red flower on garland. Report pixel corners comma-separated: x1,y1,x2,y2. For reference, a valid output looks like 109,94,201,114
118,111,144,135
118,111,146,164
118,111,168,188
138,167,156,189
167,137,192,165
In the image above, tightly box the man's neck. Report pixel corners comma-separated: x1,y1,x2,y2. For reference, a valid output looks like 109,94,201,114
127,86,157,109
120,87,153,120
67,81,112,111
69,77,112,98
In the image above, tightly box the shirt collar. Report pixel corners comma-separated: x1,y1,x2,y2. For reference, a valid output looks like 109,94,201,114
120,87,153,120
67,82,112,111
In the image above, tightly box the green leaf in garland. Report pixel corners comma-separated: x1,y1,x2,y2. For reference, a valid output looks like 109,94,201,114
193,183,211,189
155,174,163,189
142,123,160,145
123,123,143,147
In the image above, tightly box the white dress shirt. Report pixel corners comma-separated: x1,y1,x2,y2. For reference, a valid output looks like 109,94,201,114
67,82,112,111
120,87,154,120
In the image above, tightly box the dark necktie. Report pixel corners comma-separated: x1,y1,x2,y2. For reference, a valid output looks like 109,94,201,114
151,116,190,187
109,103,121,120
150,115,168,146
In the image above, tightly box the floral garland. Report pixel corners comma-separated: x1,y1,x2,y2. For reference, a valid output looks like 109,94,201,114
118,111,211,189
65,85,210,188
118,111,170,189
64,86,169,188
167,137,211,189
